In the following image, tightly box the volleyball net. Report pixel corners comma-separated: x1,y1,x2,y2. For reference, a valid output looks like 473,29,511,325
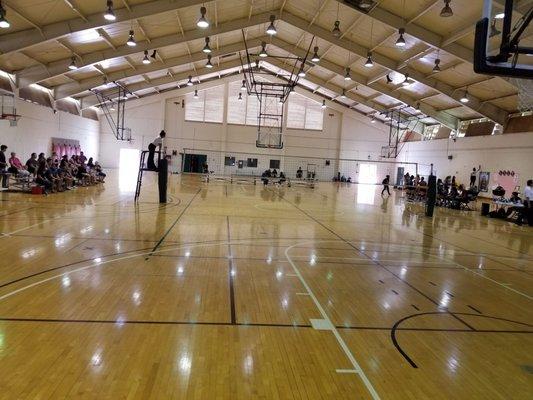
181,148,424,186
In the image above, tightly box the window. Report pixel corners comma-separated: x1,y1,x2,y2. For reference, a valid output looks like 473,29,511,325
185,85,224,123
227,78,270,127
247,158,258,168
225,156,236,166
287,93,323,131
270,159,280,169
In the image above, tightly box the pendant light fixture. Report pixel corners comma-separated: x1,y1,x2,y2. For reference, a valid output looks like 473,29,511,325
68,57,78,70
193,89,199,99
0,2,10,29
332,3,341,37
266,15,277,35
460,89,469,103
197,6,209,28
104,1,116,21
298,68,306,78
278,98,283,105
494,12,505,19
365,20,374,67
371,116,376,123
401,73,411,86
433,51,441,72
344,67,352,81
395,28,406,47
311,46,320,63
321,100,327,109
187,75,193,86
205,54,213,68
341,89,346,99
203,37,212,53
241,80,246,91
440,0,453,17
127,30,136,47
142,50,150,64
259,41,268,58
238,92,243,101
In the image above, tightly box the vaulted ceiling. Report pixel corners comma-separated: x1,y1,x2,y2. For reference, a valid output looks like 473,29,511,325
0,0,531,128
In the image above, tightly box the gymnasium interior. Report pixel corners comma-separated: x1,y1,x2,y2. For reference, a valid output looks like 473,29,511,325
0,0,532,398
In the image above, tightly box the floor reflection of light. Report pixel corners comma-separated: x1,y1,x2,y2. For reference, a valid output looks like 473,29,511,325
132,291,141,306
383,302,391,310
243,354,253,375
94,257,102,263
62,275,71,288
281,296,289,309
0,331,4,352
356,184,376,205
230,268,236,277
80,226,93,234
184,251,191,257
55,234,71,247
178,354,192,376
177,265,184,275
447,356,459,373
400,267,407,277
116,315,126,327
440,293,450,307
310,254,317,266
275,270,283,280
115,243,121,251
21,249,36,259
326,271,333,281
91,351,103,367
266,256,272,264
195,294,201,304
104,229,110,234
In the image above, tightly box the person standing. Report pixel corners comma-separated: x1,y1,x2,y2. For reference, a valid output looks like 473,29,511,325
147,130,166,170
381,174,391,196
470,165,481,188
0,145,8,188
517,179,533,226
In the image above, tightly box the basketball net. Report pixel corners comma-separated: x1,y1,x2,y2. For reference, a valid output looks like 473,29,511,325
509,77,533,112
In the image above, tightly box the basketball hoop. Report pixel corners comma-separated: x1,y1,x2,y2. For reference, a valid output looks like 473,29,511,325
509,77,533,112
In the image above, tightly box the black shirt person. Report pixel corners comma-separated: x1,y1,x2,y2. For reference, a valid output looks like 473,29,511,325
381,174,391,196
147,130,166,170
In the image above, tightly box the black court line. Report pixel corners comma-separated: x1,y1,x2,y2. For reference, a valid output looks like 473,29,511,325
411,304,420,311
149,188,201,255
0,207,35,218
0,317,311,328
227,216,237,325
467,305,482,314
390,312,533,368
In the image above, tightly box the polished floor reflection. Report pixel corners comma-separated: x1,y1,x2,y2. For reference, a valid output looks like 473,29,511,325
0,173,532,399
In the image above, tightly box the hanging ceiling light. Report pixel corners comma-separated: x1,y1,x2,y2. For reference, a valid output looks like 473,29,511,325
395,28,406,47
205,54,213,68
187,75,193,86
266,15,277,35
238,92,243,101
401,74,411,86
344,68,352,81
494,12,505,19
433,58,441,72
278,98,283,105
440,0,453,18
68,57,78,70
126,30,136,47
104,1,116,21
193,89,199,99
197,6,209,28
341,89,346,99
203,37,212,53
142,50,150,64
311,46,320,63
321,100,327,109
259,41,268,58
241,80,246,91
460,90,469,103
364,52,374,67
0,2,10,29
490,20,501,37
298,68,306,78
332,20,341,37
370,116,376,123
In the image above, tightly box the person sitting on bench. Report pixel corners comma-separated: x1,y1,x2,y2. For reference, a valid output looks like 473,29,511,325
147,130,166,170
8,152,30,177
296,167,303,179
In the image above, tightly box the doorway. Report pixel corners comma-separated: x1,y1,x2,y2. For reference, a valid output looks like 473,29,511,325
183,153,207,173
358,163,377,184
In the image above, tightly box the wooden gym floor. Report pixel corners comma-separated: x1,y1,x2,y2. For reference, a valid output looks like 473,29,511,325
0,172,532,399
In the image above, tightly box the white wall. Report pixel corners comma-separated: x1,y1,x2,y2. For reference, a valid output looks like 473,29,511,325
0,100,100,161
398,132,533,192
99,75,394,181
